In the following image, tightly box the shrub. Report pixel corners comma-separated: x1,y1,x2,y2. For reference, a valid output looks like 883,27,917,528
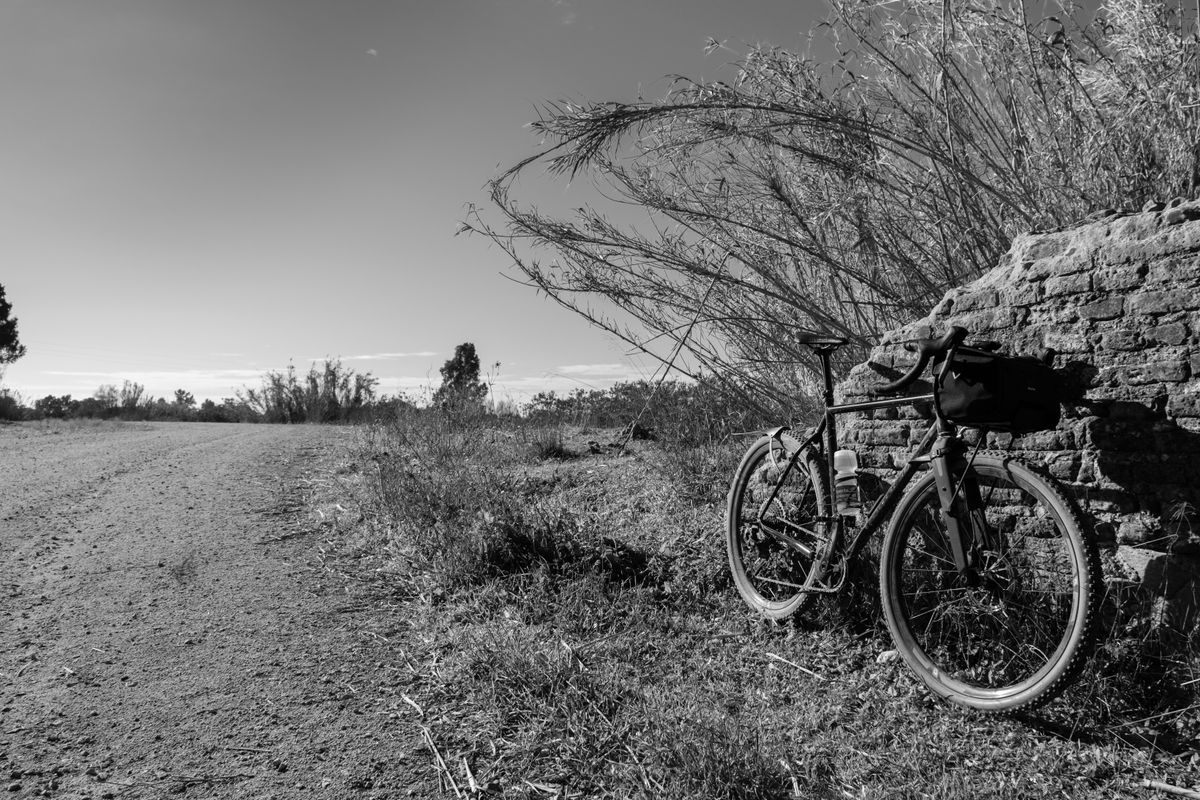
240,359,378,423
469,0,1200,416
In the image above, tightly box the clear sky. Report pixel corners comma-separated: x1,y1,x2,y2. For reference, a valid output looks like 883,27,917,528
0,0,824,404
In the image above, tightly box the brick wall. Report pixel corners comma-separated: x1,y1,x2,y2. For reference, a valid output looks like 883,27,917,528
838,198,1200,623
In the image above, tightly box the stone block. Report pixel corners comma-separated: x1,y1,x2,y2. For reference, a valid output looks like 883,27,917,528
1044,452,1081,481
1100,329,1141,351
1162,199,1200,226
1124,360,1189,385
1023,234,1070,261
1044,273,1093,297
1168,388,1200,419
1128,290,1190,317
1147,321,1189,346
1021,429,1067,451
1108,214,1162,244
1078,296,1125,321
1118,516,1163,547
1084,488,1139,514
1145,257,1200,286
954,290,999,313
1094,265,1146,292
1042,331,1090,354
847,421,909,447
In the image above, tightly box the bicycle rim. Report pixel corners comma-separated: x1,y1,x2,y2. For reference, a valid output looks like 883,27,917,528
726,435,829,619
880,454,1099,712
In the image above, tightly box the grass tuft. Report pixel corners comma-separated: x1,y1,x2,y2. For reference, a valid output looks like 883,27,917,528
319,408,1200,797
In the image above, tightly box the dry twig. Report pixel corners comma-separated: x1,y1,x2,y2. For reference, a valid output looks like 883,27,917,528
766,651,824,680
422,726,463,798
1142,779,1200,799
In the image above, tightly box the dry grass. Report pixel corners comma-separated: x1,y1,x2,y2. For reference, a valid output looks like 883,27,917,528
316,410,1200,798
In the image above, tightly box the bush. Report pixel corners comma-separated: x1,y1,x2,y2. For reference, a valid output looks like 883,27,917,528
240,359,378,423
470,0,1200,416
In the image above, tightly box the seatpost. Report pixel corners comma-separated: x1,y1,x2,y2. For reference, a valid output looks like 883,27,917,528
816,347,837,407
815,346,840,487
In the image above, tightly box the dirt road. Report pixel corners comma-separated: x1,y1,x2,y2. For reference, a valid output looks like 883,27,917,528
1,422,417,799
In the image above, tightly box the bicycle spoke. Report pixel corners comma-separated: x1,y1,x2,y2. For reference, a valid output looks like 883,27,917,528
884,457,1093,707
728,437,830,617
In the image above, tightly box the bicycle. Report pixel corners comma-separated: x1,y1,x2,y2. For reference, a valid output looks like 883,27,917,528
726,326,1101,713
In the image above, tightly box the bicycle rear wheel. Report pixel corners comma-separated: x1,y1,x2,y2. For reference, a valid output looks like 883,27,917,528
879,452,1100,713
726,434,830,620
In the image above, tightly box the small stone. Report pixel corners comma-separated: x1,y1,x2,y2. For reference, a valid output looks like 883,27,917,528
876,649,900,664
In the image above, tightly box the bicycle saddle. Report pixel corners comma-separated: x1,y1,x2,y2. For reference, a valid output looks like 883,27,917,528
794,331,849,347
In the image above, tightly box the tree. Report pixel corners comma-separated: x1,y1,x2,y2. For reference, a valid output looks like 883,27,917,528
0,283,26,365
432,343,488,410
34,395,76,419
174,389,196,408
93,385,119,412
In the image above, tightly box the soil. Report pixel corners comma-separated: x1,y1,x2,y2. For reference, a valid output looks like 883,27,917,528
1,421,426,800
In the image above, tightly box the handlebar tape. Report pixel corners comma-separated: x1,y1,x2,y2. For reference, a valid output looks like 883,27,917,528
873,326,968,394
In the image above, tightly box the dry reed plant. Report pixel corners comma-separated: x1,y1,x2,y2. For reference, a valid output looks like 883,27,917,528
467,0,1200,418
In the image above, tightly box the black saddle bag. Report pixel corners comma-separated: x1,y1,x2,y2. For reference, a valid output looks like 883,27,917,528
934,346,1062,433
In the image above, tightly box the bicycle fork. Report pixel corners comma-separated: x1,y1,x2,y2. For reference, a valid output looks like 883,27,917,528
929,433,988,583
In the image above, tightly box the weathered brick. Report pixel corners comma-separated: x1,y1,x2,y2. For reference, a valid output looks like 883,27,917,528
1147,321,1189,346
1021,430,1067,450
1094,264,1145,292
1044,452,1080,481
1128,290,1188,316
1166,393,1200,422
1023,234,1070,261
1118,516,1161,546
1044,273,1092,297
1108,214,1162,244
955,289,999,313
1042,331,1090,354
1163,199,1200,226
1124,360,1189,385
1078,296,1125,321
1024,254,1091,280
1100,329,1141,351
1145,258,1200,286
848,422,909,447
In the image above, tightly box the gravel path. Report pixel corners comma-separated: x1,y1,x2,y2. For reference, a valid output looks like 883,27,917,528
0,422,413,799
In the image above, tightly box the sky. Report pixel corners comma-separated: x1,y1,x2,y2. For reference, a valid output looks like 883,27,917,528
0,0,825,405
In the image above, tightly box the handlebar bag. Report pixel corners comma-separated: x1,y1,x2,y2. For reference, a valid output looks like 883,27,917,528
934,347,1062,433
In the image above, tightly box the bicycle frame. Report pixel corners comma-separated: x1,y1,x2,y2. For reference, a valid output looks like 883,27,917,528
755,345,977,594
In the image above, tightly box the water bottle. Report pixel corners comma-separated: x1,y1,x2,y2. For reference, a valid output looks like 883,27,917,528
833,449,861,516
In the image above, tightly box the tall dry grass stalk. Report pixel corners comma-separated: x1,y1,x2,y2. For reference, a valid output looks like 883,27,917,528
468,0,1200,416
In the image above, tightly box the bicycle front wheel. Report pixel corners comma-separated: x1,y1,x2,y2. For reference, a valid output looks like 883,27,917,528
726,434,830,620
880,453,1100,713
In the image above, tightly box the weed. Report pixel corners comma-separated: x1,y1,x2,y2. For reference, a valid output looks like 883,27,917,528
166,553,198,584
524,426,576,461
327,409,1200,797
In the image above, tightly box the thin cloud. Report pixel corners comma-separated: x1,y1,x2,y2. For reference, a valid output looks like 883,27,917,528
553,363,635,377
46,369,263,380
345,352,437,361
300,352,438,362
552,0,577,25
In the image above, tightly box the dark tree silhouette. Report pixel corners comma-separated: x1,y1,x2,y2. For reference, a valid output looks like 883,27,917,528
433,343,488,410
0,284,26,365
